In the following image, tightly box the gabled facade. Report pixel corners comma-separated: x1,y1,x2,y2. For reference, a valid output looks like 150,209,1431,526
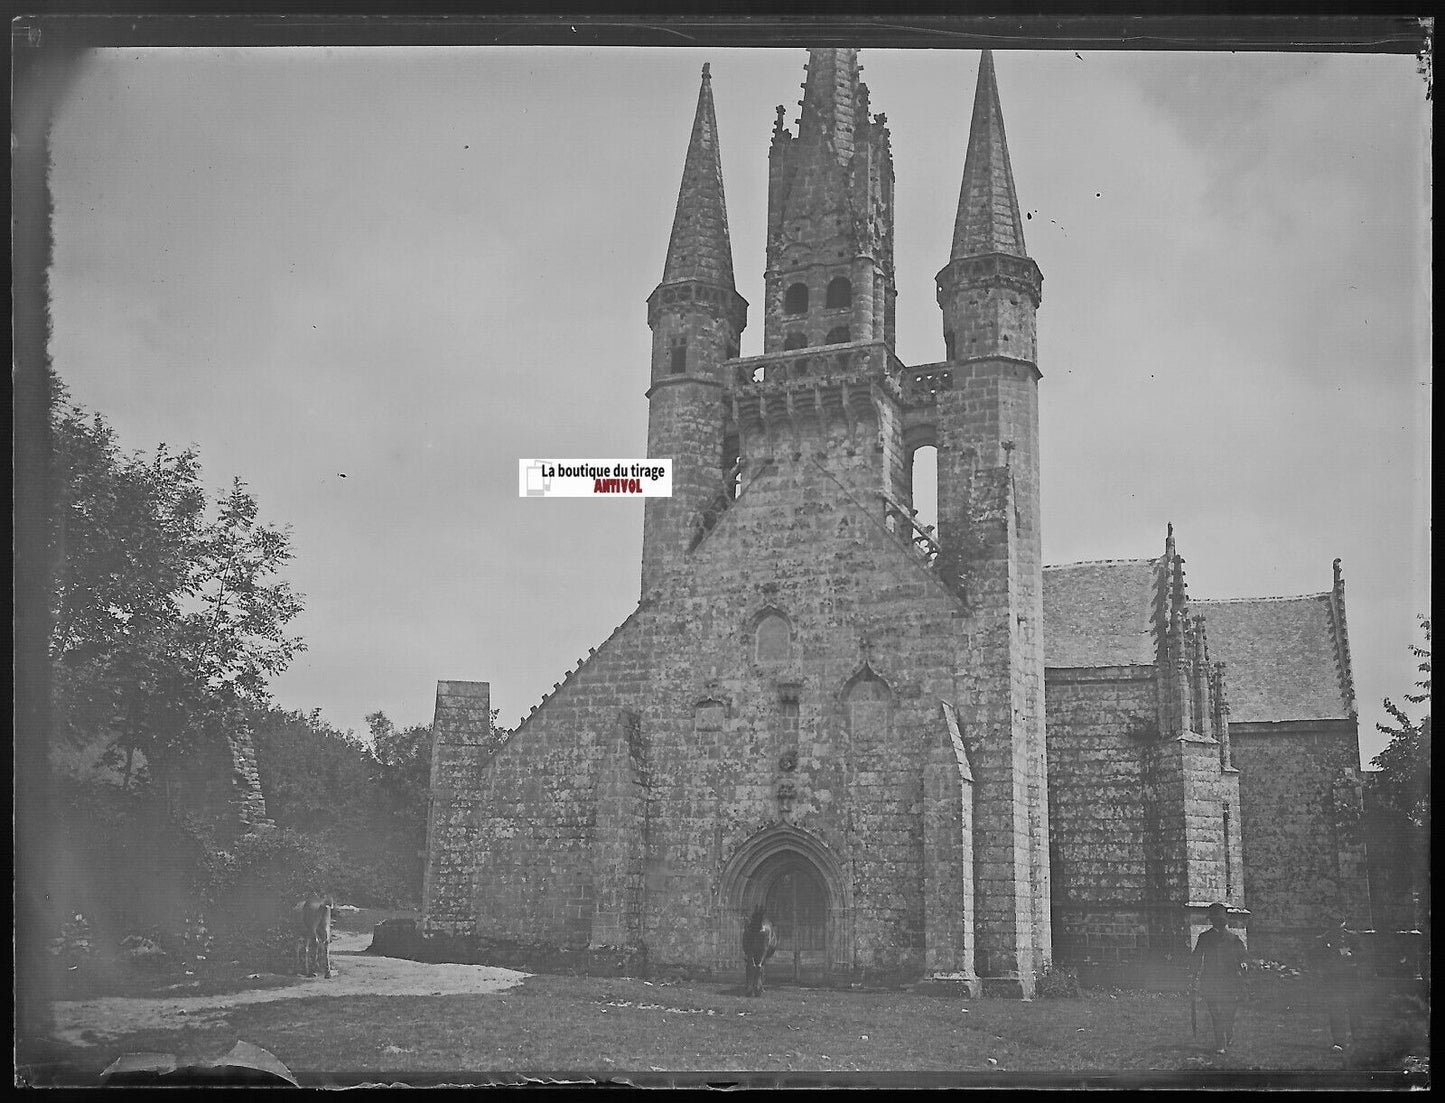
421,49,1370,992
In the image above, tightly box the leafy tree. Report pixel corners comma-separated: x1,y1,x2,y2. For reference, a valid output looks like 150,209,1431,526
367,710,433,815
1366,617,1431,931
48,388,305,788
250,705,419,905
1371,617,1431,831
250,706,374,830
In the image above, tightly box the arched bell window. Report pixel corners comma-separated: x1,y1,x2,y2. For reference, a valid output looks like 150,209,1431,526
784,283,809,315
825,326,850,345
825,276,851,310
783,332,808,351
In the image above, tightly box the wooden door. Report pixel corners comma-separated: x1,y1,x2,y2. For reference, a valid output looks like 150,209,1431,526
764,864,829,982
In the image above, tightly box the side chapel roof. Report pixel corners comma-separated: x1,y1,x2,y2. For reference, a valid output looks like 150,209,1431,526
1042,558,1161,669
1191,594,1355,724
1043,549,1357,725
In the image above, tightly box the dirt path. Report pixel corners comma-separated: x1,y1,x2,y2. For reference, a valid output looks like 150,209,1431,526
48,928,529,1047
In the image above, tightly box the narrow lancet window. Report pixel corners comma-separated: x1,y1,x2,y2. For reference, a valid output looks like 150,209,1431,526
755,612,791,663
1223,804,1233,896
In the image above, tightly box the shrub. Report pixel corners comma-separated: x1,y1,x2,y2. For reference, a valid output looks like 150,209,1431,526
1036,963,1081,999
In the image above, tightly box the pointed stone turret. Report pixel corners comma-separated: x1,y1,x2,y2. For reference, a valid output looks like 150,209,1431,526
661,63,737,290
932,49,1050,993
936,50,1042,366
951,50,1028,262
643,64,747,596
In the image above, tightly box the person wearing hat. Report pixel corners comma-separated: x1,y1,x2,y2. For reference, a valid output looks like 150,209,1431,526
1314,916,1365,1052
1192,902,1246,1055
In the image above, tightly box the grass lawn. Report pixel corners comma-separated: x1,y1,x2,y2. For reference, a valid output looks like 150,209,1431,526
24,965,1428,1088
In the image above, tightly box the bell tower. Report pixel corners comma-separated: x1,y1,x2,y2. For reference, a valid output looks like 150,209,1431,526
765,48,896,355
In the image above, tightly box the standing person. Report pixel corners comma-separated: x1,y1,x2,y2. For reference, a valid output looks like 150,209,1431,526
1192,902,1246,1055
1315,917,1365,1052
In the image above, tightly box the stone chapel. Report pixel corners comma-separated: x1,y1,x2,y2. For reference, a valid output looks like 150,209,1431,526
421,50,1370,996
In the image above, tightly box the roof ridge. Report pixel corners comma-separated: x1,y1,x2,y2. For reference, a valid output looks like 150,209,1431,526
1194,592,1331,605
1043,557,1158,569
508,605,646,738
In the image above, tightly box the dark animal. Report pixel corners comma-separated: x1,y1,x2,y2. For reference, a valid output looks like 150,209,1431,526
742,904,778,998
294,893,334,978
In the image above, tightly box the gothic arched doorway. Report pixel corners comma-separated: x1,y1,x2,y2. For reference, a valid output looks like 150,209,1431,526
719,824,848,984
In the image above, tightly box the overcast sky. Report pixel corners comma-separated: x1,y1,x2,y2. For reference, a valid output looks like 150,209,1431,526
47,45,1430,766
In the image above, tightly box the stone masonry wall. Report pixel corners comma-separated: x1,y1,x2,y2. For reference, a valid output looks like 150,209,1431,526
422,614,655,944
425,410,998,980
1230,720,1372,961
648,450,974,977
423,680,495,932
642,377,726,594
1045,667,1156,964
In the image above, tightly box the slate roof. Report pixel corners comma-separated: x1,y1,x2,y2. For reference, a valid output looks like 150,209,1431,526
1042,554,1355,724
1042,558,1160,668
1192,595,1353,724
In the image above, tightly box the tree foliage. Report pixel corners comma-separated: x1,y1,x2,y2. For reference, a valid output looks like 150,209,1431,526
1371,617,1431,831
1364,616,1430,932
249,705,435,906
250,707,375,830
48,387,305,776
367,710,434,819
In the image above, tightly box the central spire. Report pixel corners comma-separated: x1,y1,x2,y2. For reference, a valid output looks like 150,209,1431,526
951,50,1028,260
661,63,737,289
797,48,861,163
